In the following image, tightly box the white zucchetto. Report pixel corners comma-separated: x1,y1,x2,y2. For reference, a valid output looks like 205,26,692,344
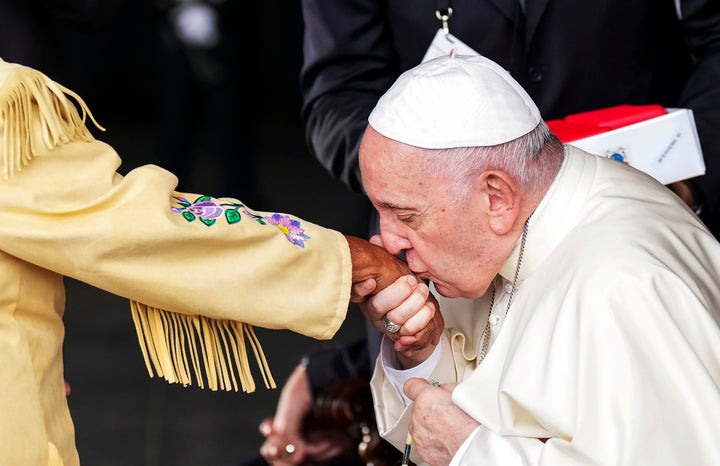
368,54,542,149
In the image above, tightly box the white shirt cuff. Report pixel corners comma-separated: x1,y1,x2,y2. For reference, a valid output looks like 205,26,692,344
381,336,444,405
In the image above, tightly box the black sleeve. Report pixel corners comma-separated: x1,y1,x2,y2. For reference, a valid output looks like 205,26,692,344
676,0,720,223
299,0,398,193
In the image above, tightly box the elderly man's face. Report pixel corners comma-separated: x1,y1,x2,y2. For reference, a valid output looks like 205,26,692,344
359,127,499,299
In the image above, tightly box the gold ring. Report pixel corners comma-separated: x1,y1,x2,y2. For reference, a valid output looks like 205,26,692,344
285,443,296,454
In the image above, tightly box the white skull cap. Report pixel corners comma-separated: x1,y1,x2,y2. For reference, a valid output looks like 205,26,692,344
368,54,542,148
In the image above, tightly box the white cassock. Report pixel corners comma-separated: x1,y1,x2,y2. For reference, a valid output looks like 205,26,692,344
371,145,720,465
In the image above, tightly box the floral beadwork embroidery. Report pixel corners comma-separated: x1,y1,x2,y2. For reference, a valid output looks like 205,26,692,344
171,195,310,248
244,211,311,248
172,196,241,226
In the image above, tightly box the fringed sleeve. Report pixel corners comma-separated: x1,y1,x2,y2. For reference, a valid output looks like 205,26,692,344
0,60,103,178
0,60,286,392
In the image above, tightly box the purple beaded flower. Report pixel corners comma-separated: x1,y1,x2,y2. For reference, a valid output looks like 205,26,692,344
266,213,311,248
171,195,237,226
188,200,224,219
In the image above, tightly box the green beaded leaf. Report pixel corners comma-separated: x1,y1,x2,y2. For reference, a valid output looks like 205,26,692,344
225,209,241,224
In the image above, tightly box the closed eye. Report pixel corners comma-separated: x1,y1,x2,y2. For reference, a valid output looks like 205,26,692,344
376,202,421,226
396,213,417,224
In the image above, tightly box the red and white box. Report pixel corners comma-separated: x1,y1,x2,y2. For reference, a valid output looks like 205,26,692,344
547,104,705,185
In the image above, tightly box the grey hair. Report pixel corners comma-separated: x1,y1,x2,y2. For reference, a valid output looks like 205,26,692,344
425,121,564,198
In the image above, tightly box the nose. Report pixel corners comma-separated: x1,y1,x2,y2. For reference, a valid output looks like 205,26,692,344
379,223,413,256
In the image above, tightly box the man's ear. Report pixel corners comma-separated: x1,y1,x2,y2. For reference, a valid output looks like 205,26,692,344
483,171,519,235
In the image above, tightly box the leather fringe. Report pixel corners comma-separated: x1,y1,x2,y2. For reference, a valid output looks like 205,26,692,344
130,301,276,392
0,63,104,178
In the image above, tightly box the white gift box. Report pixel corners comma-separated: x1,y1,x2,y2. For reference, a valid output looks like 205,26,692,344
554,107,705,185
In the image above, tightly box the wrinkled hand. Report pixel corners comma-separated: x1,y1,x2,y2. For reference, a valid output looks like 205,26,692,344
258,365,352,465
404,379,479,466
355,275,443,367
347,235,443,366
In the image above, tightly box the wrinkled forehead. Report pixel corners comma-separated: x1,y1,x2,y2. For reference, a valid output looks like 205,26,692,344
359,126,415,176
360,126,438,203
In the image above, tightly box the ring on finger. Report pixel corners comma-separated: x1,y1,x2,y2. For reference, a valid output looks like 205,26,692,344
384,316,401,333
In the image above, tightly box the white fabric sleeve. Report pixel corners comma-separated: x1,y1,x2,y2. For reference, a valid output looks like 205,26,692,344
380,336,444,405
449,425,544,466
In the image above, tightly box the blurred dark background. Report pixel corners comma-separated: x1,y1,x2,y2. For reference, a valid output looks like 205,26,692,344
0,0,373,464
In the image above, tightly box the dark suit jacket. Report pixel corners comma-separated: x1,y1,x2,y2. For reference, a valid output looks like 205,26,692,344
300,0,720,233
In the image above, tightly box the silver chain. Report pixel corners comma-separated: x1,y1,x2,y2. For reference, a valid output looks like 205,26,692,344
478,215,531,362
